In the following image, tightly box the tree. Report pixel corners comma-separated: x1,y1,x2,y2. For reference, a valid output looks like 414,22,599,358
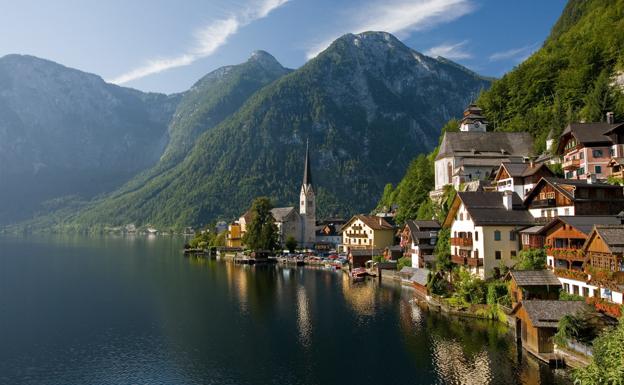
242,197,279,251
434,228,453,272
285,236,298,253
573,314,624,384
514,248,547,270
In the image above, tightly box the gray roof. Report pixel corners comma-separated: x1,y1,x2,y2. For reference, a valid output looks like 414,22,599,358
519,225,543,234
510,270,561,287
350,249,383,257
399,266,418,278
594,225,624,253
519,300,588,328
405,220,440,243
458,191,535,226
525,177,624,204
271,207,295,222
499,162,553,178
538,216,622,236
410,268,431,286
436,132,534,160
560,122,619,146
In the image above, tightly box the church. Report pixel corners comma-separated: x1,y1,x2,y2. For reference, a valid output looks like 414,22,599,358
238,141,317,249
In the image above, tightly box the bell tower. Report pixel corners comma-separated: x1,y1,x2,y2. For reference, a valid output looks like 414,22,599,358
300,140,316,247
459,104,488,132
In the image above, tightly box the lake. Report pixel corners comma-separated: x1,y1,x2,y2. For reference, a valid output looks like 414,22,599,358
0,235,571,385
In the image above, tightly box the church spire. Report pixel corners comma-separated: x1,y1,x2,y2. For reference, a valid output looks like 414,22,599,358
303,139,312,187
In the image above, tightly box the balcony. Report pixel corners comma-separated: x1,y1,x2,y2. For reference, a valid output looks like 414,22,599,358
548,247,585,262
450,237,473,247
562,158,580,170
531,198,556,208
466,257,483,267
451,255,466,265
554,268,589,281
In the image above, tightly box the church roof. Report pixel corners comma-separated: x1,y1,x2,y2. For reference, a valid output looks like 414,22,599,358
303,139,312,186
436,132,534,161
271,207,296,222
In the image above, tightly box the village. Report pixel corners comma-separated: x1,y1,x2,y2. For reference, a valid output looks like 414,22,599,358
185,104,624,369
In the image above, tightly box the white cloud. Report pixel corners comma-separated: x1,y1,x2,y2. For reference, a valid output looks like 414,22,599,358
425,40,471,60
305,0,475,59
109,0,289,85
489,42,539,62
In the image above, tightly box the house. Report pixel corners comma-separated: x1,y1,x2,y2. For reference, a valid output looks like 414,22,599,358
349,248,383,268
511,300,588,356
431,104,534,199
557,114,624,180
399,220,440,268
492,161,554,199
443,191,535,279
537,216,622,271
341,215,395,253
519,225,545,250
581,225,624,305
226,222,242,248
315,218,346,252
508,270,561,306
523,177,624,223
383,245,403,261
607,157,624,180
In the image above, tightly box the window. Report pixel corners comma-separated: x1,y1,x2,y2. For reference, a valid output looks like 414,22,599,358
509,231,516,241
595,165,602,174
466,213,471,220
494,231,501,241
475,232,479,241
610,148,615,157
495,251,501,260
593,149,603,158
580,152,584,159
577,167,585,175
459,213,463,220
564,283,570,293
564,208,570,215
583,287,589,297
573,285,579,295
511,250,516,258
474,250,479,259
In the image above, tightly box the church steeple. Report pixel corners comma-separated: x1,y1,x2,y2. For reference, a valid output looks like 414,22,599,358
303,139,313,187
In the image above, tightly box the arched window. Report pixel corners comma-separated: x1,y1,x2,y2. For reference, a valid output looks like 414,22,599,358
447,162,452,184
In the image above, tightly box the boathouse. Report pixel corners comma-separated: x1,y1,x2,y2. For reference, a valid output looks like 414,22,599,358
508,270,561,306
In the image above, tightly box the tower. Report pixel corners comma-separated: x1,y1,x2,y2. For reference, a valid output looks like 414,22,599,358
300,140,316,247
459,104,488,132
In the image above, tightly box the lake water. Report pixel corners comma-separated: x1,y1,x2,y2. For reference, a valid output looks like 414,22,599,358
0,235,571,385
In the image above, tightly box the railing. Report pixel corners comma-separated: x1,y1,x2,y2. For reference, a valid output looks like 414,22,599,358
450,237,473,247
554,268,589,281
531,198,556,208
451,255,466,265
549,247,585,261
562,158,580,170
466,257,483,267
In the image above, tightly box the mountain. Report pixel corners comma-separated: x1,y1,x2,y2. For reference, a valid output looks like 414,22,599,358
477,0,624,152
377,0,624,224
112,50,291,195
0,55,180,224
70,32,491,230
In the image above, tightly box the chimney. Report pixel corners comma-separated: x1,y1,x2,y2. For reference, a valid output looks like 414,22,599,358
587,173,597,184
503,190,513,210
607,112,615,124
379,217,382,226
529,159,534,168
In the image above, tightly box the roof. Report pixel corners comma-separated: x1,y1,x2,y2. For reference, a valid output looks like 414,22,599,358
270,207,296,222
303,139,313,186
496,162,554,180
594,225,624,253
517,300,588,328
451,191,535,226
399,266,418,278
524,177,623,204
436,132,534,160
344,215,395,231
410,268,431,286
350,249,383,257
557,122,621,153
537,216,622,236
608,157,624,166
510,270,561,287
519,225,543,234
405,220,440,243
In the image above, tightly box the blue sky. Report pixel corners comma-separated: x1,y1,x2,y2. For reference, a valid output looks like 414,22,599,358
0,0,566,94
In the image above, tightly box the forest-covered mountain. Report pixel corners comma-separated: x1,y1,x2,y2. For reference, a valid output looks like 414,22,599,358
67,31,490,230
0,55,180,224
378,0,624,223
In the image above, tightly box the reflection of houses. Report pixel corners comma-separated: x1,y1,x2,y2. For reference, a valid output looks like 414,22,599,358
492,162,554,199
557,114,624,180
432,104,534,199
315,219,345,252
508,270,561,306
443,191,534,279
523,177,624,223
341,215,395,252
512,300,588,356
400,220,440,268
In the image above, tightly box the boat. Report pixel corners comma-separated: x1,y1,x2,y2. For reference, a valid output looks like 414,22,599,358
351,267,367,281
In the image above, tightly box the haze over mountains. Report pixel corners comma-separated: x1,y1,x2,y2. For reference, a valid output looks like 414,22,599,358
0,31,490,230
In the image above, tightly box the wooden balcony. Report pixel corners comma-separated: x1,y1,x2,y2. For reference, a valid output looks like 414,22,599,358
451,255,466,265
562,158,580,170
450,237,473,247
554,268,589,281
531,198,556,208
549,247,585,262
466,257,483,267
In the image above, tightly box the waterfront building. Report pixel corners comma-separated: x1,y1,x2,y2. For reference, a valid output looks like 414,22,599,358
431,104,534,200
341,215,395,256
523,177,624,223
508,270,561,306
315,218,345,252
443,191,534,279
557,113,624,180
581,225,624,305
226,222,242,248
399,220,440,268
492,161,554,199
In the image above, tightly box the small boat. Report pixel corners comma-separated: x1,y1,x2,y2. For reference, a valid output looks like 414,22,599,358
351,267,367,281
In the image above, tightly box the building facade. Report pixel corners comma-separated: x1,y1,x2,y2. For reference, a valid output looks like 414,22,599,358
400,220,440,268
341,215,395,253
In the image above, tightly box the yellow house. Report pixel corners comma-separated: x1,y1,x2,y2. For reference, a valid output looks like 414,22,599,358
443,191,535,279
341,215,395,252
226,222,242,248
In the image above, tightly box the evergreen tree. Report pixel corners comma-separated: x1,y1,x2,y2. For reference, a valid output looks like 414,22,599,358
242,197,279,251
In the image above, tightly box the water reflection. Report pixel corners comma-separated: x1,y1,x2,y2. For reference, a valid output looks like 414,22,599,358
296,286,312,348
